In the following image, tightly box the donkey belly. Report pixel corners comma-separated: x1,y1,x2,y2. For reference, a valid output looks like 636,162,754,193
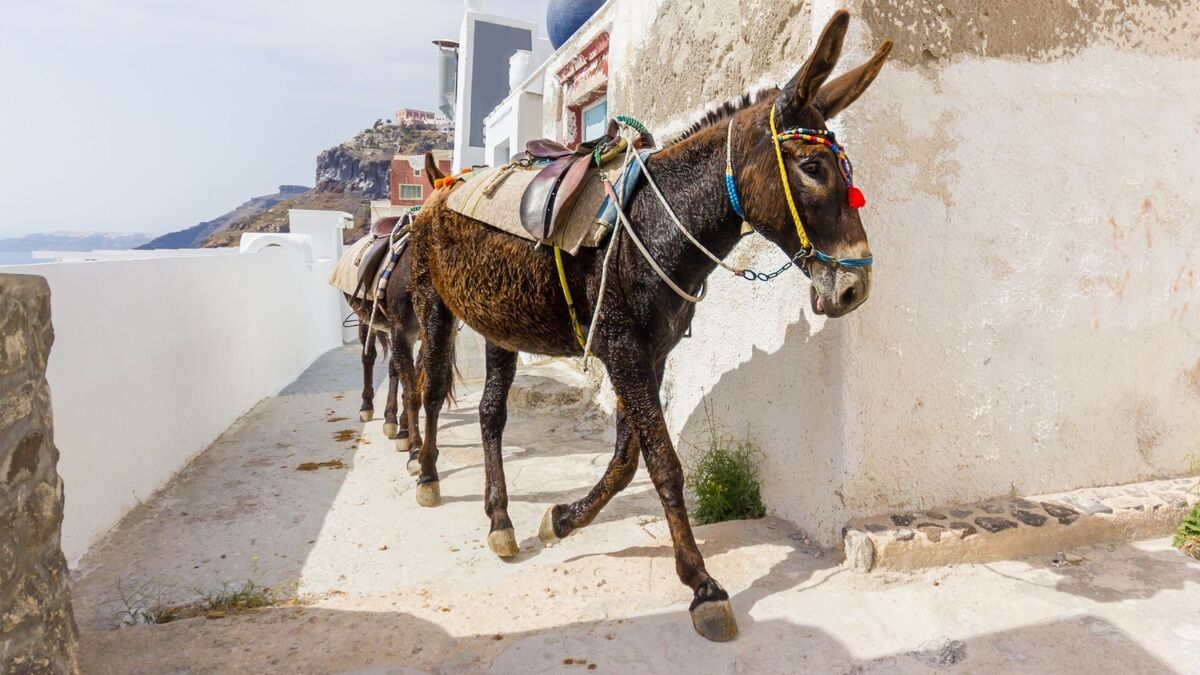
428,214,584,357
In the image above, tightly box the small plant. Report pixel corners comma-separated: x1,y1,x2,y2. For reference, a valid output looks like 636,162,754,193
115,578,182,625
195,580,280,618
684,400,766,525
1173,450,1200,559
1174,504,1200,560
114,579,289,625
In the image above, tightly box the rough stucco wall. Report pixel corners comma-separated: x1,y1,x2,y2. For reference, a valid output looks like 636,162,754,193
544,0,1200,545
0,275,80,674
836,0,1200,524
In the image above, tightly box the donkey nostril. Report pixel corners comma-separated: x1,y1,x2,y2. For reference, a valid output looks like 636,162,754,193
840,286,857,307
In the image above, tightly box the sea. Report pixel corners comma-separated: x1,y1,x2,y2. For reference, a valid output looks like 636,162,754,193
0,251,36,266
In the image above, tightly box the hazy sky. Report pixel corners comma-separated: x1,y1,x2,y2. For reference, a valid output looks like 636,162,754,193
0,0,547,236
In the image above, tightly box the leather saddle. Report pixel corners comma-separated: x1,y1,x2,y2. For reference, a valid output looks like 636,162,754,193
354,236,391,299
372,215,402,238
519,120,621,242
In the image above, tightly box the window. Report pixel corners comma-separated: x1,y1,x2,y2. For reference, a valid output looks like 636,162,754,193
399,184,423,200
582,98,609,142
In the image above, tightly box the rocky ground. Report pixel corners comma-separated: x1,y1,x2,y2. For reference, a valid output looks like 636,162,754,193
70,346,1200,673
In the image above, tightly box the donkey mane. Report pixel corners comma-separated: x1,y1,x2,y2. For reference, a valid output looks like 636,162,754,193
664,87,776,146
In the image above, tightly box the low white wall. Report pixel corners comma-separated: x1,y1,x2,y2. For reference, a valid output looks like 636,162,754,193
5,248,344,561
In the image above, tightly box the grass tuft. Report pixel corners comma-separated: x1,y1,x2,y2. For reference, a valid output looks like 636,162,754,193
115,579,292,625
1173,450,1200,559
683,400,766,525
1175,504,1200,560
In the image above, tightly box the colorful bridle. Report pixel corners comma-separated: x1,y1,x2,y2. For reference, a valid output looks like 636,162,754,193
725,105,874,277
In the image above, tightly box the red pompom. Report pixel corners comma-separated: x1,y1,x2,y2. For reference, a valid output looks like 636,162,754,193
847,186,866,209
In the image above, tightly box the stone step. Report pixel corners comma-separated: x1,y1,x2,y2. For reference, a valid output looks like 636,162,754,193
843,476,1199,572
505,359,597,411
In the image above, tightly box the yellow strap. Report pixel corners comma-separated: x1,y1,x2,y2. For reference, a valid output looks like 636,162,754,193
554,246,588,351
769,105,811,251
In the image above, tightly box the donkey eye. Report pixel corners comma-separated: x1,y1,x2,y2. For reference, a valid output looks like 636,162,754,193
799,161,820,176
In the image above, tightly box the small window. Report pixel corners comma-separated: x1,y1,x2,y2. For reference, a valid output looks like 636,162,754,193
399,184,423,200
582,98,608,142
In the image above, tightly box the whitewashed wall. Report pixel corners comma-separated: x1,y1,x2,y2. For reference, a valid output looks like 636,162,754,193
543,0,1200,544
5,248,344,561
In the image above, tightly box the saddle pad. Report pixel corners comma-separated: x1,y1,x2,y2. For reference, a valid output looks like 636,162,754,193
329,235,382,300
447,160,616,255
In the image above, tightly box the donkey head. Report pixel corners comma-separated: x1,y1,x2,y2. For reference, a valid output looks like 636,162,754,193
734,10,891,318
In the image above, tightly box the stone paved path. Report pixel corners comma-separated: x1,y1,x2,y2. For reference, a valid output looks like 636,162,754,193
72,347,1200,673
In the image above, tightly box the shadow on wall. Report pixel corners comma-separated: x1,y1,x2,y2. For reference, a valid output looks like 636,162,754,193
671,314,851,544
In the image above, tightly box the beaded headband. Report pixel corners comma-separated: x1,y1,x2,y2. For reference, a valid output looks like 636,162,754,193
773,127,866,209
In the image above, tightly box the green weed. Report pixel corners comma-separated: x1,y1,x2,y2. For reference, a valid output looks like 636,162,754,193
684,400,766,525
115,579,291,625
1174,504,1200,560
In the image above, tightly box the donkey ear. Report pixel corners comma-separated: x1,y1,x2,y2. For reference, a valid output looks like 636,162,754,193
813,41,893,119
424,152,445,189
776,10,850,123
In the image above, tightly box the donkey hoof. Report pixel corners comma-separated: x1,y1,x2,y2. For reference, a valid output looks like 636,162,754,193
359,410,374,423
382,422,398,439
406,456,421,476
415,481,441,507
690,599,738,642
538,508,561,545
487,528,520,558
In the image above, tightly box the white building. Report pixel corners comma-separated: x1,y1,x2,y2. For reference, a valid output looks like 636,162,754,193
482,50,550,166
450,7,550,170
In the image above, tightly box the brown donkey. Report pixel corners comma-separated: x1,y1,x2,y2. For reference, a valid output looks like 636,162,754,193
408,11,890,641
344,250,423,457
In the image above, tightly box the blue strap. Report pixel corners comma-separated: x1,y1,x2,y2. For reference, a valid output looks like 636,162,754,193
811,249,873,268
595,150,653,228
725,170,745,220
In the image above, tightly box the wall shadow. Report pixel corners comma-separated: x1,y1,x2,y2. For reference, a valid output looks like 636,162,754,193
277,344,386,397
982,541,1200,604
669,315,848,542
78,600,1179,674
69,346,382,629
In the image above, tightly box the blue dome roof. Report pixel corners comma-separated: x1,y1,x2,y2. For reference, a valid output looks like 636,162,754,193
547,0,606,49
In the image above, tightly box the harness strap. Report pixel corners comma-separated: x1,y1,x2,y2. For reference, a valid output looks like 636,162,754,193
769,105,812,251
553,245,588,351
600,176,706,303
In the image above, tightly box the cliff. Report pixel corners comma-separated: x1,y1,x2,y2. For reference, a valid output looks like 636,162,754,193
0,231,153,252
202,121,450,247
138,185,308,249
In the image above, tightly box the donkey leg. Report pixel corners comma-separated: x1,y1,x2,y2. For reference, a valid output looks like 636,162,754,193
480,342,519,557
539,407,639,544
382,327,401,440
394,331,423,471
358,323,376,422
414,298,455,507
606,349,737,642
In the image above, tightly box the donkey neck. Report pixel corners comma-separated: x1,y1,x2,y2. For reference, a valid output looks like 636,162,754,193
632,126,745,293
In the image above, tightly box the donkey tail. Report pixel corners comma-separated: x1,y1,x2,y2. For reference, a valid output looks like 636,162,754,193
413,329,458,408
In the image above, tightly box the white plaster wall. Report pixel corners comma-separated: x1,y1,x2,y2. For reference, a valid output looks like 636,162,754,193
835,44,1200,526
542,0,1200,544
288,209,352,261
6,248,344,561
485,91,546,166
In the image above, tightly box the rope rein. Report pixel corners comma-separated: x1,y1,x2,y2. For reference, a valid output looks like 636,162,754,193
556,105,875,357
